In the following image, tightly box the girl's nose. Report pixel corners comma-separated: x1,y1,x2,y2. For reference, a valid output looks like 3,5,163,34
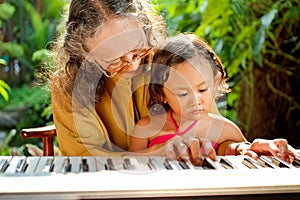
191,93,201,105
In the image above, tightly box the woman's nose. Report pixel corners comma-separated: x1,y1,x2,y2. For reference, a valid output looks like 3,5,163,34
121,52,136,66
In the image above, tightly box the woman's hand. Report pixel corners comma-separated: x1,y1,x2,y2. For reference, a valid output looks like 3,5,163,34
236,138,299,163
250,138,298,163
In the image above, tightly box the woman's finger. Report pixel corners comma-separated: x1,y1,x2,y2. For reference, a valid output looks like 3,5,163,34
243,150,259,160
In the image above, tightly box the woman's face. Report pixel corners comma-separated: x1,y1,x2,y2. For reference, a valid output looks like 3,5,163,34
86,17,150,78
163,56,214,121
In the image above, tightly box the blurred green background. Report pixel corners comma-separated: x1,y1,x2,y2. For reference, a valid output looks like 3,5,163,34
0,0,299,155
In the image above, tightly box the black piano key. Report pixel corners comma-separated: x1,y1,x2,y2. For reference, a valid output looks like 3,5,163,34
83,157,96,172
4,156,28,174
242,157,261,169
257,156,276,168
178,159,190,169
220,157,236,169
15,158,27,173
292,157,300,168
62,158,72,173
123,158,135,170
0,159,9,173
81,158,89,172
271,157,291,168
163,158,173,170
147,158,156,170
202,157,220,169
292,157,300,166
106,158,115,170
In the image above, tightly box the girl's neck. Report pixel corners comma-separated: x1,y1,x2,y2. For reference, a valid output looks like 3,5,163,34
169,110,187,127
168,109,200,136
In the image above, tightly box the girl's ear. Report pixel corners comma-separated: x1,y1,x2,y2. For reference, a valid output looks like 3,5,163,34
214,71,222,85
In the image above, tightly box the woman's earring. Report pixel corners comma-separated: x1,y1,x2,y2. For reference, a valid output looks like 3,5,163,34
145,51,155,72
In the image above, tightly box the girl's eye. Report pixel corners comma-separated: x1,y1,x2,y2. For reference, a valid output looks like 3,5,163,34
199,88,208,93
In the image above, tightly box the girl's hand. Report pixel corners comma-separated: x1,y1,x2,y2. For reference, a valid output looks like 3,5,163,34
164,135,216,166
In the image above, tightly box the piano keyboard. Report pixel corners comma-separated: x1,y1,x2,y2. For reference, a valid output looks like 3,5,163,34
1,155,300,199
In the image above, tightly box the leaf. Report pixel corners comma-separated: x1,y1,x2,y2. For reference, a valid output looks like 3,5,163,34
0,58,7,65
0,80,11,101
0,42,24,57
0,3,15,20
0,80,10,91
261,9,277,27
283,5,300,19
32,49,51,62
252,27,265,65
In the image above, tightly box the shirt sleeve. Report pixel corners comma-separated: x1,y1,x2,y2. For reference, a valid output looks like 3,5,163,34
51,86,115,156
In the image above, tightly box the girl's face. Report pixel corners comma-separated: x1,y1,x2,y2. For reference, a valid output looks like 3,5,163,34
86,17,150,78
163,55,214,121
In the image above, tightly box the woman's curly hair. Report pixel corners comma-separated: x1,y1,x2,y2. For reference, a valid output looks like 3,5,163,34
50,0,166,103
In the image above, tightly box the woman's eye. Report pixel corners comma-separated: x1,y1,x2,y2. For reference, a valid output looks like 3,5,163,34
176,93,188,97
133,53,138,60
109,59,121,65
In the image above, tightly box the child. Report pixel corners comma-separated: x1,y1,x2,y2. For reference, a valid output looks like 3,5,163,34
128,33,248,155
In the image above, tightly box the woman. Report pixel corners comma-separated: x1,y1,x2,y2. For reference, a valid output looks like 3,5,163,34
50,0,297,164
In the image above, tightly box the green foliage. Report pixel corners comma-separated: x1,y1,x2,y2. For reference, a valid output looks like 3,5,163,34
0,2,15,20
0,41,24,58
0,80,11,102
157,0,300,142
0,84,52,149
31,49,52,63
0,0,67,87
0,84,50,109
0,129,17,156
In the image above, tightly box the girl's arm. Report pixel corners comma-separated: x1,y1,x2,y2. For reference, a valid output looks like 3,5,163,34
128,116,152,152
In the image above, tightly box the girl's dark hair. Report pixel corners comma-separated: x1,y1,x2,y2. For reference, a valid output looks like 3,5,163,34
149,33,230,114
50,0,166,102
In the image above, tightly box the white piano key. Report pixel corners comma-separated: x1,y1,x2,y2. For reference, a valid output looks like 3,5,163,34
242,156,263,169
148,156,167,170
53,156,68,173
68,156,82,173
95,156,107,171
132,156,152,171
221,156,250,170
257,156,277,169
163,158,182,170
25,157,41,174
4,156,27,174
202,157,223,170
35,156,54,174
122,156,149,171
